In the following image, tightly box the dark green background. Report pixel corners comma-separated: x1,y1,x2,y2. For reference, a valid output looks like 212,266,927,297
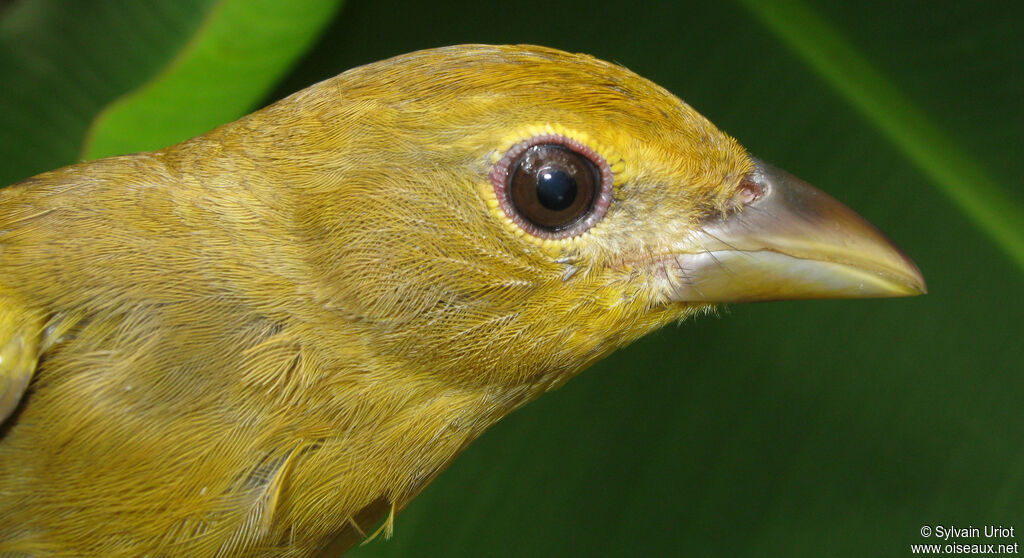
2,1,1022,556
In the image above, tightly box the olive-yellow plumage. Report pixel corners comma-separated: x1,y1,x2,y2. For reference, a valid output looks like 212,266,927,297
0,45,923,557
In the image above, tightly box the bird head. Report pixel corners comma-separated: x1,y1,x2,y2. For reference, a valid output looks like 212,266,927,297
215,44,924,402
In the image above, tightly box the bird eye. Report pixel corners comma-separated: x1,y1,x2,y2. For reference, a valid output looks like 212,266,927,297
491,135,614,239
509,145,597,231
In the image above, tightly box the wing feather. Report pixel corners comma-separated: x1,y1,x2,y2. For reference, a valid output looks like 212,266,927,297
0,290,45,424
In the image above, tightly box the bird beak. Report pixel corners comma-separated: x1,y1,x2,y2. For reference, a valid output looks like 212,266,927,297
668,158,926,303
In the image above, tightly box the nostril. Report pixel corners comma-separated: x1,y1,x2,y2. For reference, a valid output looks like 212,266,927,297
736,177,764,205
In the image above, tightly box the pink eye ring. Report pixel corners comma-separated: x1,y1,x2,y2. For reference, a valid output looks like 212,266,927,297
490,134,614,239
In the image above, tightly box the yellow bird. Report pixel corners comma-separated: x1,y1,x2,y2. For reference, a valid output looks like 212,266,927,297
0,45,924,556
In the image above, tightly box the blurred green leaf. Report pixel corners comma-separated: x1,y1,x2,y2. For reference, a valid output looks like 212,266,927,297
0,0,215,186
738,0,1024,273
82,0,343,159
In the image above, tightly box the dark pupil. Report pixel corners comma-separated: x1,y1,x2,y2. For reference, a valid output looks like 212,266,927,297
536,168,577,211
508,144,599,231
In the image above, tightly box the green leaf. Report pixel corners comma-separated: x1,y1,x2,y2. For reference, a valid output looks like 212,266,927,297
737,0,1024,273
0,0,216,186
82,0,343,159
